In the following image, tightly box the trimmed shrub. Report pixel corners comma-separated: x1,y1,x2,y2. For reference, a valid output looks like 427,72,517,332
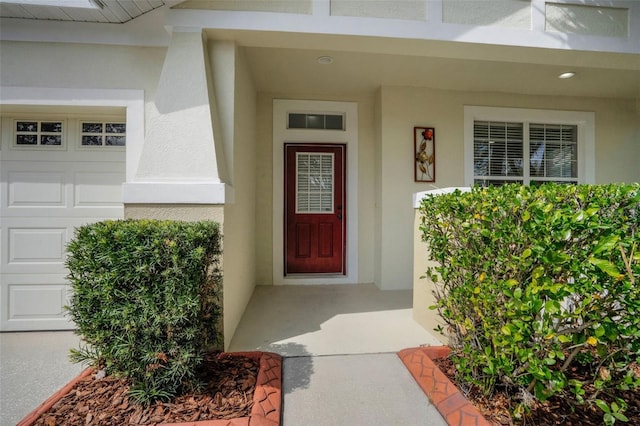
66,219,222,403
419,183,640,422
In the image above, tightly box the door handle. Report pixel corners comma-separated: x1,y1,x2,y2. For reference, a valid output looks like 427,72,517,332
337,214,342,220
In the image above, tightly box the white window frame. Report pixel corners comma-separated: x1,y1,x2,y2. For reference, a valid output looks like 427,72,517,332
464,106,595,186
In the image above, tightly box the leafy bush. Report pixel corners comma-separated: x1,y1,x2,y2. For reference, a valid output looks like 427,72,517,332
419,183,640,423
66,219,222,404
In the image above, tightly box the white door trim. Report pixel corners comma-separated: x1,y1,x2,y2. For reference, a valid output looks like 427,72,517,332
273,99,358,285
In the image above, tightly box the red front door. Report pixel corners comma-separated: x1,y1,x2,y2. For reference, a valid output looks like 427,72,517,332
285,144,346,275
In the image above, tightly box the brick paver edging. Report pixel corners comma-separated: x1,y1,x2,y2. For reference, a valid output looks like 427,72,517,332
17,351,282,426
398,346,491,426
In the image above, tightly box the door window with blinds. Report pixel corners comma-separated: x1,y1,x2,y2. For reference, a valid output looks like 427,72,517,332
466,107,593,187
296,152,334,213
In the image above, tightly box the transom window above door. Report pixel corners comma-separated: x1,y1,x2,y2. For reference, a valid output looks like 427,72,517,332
288,113,345,130
464,106,595,186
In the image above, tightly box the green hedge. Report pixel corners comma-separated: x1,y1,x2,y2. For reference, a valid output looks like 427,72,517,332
66,219,222,403
419,183,640,422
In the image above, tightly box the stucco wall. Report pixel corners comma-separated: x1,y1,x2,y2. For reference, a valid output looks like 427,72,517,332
379,86,639,290
255,86,638,291
331,0,426,21
219,45,258,349
254,92,376,286
0,41,164,113
1,39,259,349
442,0,530,28
546,3,629,38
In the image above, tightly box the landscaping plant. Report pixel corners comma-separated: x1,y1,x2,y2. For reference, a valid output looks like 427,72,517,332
419,183,640,424
66,219,222,404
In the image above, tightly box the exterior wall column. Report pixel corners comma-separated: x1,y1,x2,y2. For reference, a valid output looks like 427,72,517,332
123,27,229,205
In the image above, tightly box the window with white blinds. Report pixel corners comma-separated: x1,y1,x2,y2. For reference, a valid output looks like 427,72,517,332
466,107,591,186
474,121,524,186
296,153,334,213
529,123,577,182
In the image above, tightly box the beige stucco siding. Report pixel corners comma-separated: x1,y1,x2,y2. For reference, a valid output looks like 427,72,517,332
254,92,377,286
378,86,639,290
220,45,258,349
254,86,638,290
0,41,164,109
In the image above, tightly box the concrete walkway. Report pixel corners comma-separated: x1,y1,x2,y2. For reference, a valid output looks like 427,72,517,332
1,284,447,425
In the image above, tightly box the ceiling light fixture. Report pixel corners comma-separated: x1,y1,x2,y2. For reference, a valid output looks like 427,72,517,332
317,56,334,65
558,72,576,79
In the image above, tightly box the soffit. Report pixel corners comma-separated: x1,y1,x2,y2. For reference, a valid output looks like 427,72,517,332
244,46,640,99
206,30,640,100
0,0,166,23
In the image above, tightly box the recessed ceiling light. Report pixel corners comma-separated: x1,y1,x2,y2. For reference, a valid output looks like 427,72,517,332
558,72,576,79
317,56,334,65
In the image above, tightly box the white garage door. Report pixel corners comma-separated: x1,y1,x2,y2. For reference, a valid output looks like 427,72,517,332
1,115,125,331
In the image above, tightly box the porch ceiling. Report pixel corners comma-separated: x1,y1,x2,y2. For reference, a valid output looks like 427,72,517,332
212,30,640,100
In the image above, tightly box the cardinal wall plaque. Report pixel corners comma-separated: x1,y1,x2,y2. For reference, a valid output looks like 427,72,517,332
414,127,435,182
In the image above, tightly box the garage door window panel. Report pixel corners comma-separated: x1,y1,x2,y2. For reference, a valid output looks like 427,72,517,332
81,122,126,147
15,120,63,147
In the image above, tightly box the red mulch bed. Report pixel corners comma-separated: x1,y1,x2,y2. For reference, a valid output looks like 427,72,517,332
32,352,259,426
433,357,640,425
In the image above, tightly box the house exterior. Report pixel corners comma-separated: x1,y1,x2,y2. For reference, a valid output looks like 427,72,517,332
1,0,638,348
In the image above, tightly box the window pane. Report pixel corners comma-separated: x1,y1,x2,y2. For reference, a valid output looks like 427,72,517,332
530,124,577,179
288,114,306,129
296,152,334,213
321,194,332,211
474,121,523,179
530,141,545,177
307,114,324,129
16,134,37,145
82,122,103,133
310,176,321,191
105,136,126,146
297,194,308,211
325,114,344,130
489,141,506,176
474,141,489,176
82,135,102,146
309,156,321,173
16,121,38,132
41,122,62,133
297,174,309,191
297,155,309,172
106,123,126,134
40,135,62,145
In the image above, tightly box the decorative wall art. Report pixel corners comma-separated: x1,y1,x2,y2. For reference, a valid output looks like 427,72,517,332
414,127,435,182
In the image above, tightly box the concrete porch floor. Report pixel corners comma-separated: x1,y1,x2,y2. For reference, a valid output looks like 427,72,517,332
229,283,442,356
1,284,446,425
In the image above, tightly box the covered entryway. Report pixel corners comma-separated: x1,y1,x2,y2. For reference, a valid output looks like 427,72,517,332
285,143,346,275
0,113,125,331
273,100,359,285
